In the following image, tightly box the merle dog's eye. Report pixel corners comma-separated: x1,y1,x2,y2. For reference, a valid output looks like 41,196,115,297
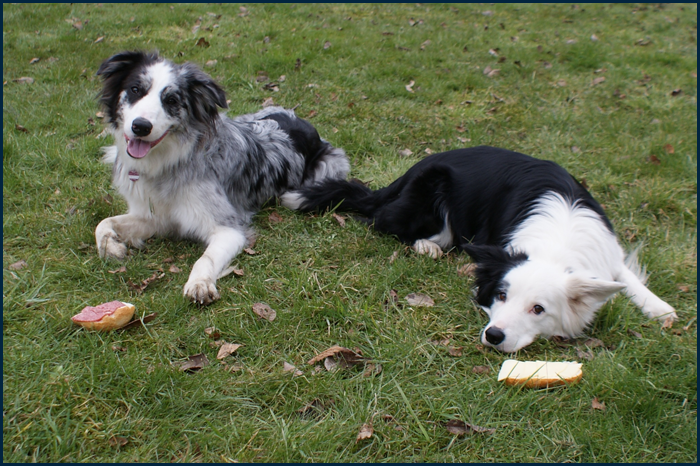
497,291,507,302
165,96,178,106
532,304,545,315
130,86,140,95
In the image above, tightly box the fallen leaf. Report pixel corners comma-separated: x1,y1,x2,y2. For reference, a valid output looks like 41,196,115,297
308,345,365,367
362,363,383,377
323,41,331,49
279,75,286,82
399,148,413,157
29,57,40,64
13,77,34,84
283,361,303,376
678,284,690,293
483,66,500,77
627,329,642,339
576,347,594,360
332,213,346,227
424,148,433,155
591,34,599,41
430,338,451,347
169,265,181,273
455,124,466,133
664,144,675,154
307,110,317,118
195,37,210,48
388,251,400,263
174,353,209,372
238,6,249,17
444,419,496,436
420,40,431,50
591,76,606,86
581,338,604,348
13,123,29,133
635,38,651,46
356,423,373,442
108,436,128,448
217,343,242,359
542,61,552,69
472,365,491,375
557,79,567,87
324,357,338,371
670,89,682,96
111,344,126,352
120,313,157,330
204,327,221,339
298,399,325,418
9,260,28,271
405,293,435,307
268,212,283,223
72,20,83,30
571,146,581,153
448,346,463,357
566,39,578,45
405,80,415,93
94,36,104,44
243,248,257,255
252,302,276,321
647,155,661,165
661,317,674,329
591,397,606,411
262,97,274,107
127,271,164,293
456,263,477,277
205,59,217,67
488,48,499,57
108,266,127,274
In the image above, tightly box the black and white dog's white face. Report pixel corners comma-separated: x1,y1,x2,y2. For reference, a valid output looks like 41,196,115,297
97,51,227,159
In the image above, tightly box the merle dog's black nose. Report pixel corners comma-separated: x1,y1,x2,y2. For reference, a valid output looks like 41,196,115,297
131,117,153,137
485,326,506,345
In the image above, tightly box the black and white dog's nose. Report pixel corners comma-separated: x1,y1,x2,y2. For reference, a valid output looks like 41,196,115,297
131,117,153,137
485,326,506,345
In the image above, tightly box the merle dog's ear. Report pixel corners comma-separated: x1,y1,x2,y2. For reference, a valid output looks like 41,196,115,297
96,51,159,123
179,62,228,130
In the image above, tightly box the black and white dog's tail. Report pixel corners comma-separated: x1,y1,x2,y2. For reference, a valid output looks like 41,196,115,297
281,178,397,218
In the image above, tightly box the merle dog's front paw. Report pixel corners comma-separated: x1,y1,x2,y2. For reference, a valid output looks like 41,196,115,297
183,277,220,305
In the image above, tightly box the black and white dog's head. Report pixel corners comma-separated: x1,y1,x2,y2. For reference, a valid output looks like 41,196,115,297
97,51,227,159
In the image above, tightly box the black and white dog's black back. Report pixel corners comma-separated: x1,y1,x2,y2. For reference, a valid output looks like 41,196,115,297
283,146,677,351
95,51,349,304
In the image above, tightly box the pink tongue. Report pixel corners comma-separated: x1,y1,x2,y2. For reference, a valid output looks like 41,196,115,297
127,138,151,159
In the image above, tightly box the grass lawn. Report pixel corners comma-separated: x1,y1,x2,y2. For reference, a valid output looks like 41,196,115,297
3,3,697,462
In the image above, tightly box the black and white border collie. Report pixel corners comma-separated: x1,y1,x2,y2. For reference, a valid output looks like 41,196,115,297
282,146,677,352
95,51,349,305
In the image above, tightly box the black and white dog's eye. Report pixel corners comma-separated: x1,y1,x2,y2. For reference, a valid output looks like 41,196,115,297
497,291,507,302
165,97,178,105
130,86,140,95
532,304,545,315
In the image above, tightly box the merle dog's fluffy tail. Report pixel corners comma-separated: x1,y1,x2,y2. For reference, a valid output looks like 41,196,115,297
281,179,389,218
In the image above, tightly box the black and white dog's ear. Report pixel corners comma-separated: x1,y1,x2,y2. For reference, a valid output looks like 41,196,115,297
179,62,228,130
97,51,159,123
460,243,527,265
459,243,529,307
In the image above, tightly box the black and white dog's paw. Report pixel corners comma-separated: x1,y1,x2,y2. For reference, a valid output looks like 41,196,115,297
183,276,220,305
95,223,128,260
413,239,443,259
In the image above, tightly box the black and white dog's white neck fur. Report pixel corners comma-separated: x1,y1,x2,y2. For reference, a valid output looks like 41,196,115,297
283,146,677,352
95,51,349,305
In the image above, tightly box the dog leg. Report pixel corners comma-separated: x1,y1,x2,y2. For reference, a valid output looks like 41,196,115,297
184,227,247,305
617,266,678,321
413,239,444,259
95,214,157,260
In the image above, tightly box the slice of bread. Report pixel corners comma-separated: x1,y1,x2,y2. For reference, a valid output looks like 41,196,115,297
72,301,135,331
498,359,582,388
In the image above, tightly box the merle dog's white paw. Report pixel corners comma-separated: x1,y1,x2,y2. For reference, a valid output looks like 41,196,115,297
183,277,220,305
413,239,443,259
96,228,128,260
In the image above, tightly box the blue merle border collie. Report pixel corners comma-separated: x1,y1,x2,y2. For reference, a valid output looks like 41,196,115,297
282,146,677,352
95,51,349,305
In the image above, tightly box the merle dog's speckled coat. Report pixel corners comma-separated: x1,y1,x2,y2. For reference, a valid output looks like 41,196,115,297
95,51,349,304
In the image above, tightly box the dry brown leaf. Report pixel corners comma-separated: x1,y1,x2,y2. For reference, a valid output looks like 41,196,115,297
399,148,413,157
174,353,209,372
581,338,605,348
268,212,283,223
205,59,217,67
108,436,128,448
647,155,661,165
591,397,606,411
405,293,435,307
243,248,257,255
127,271,164,293
576,347,594,361
252,302,276,322
323,41,331,49
444,419,496,436
627,329,642,339
121,313,157,330
457,263,477,277
678,284,690,293
448,346,463,357
420,40,431,50
9,260,28,270
362,363,383,377
262,97,274,108
169,265,181,273
307,110,317,118
332,213,346,227
670,88,682,96
195,37,210,48
663,144,675,154
111,345,127,352
298,399,325,418
472,365,491,375
108,266,127,274
283,361,303,376
15,124,29,133
425,148,433,155
661,317,674,329
72,20,83,30
94,36,104,44
204,327,221,339
217,343,242,359
307,345,365,367
405,80,415,93
13,77,34,84
29,57,40,64
591,76,606,86
430,338,451,347
356,423,373,442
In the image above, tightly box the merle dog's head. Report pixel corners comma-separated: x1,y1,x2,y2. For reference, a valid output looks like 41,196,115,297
462,244,624,352
96,51,227,159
